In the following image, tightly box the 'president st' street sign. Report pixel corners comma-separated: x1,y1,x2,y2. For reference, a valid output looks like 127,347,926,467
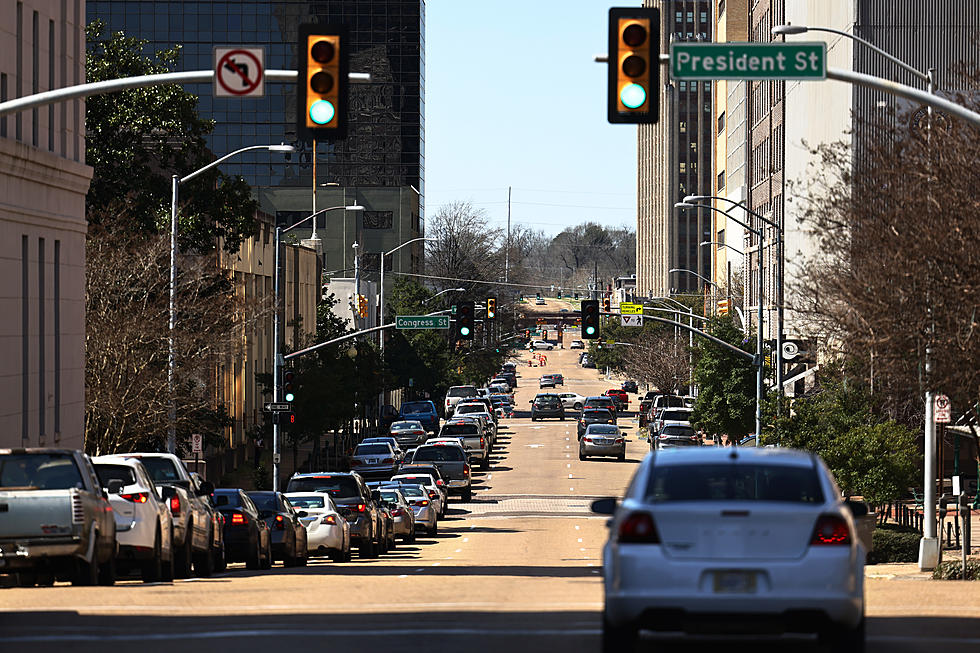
670,42,826,80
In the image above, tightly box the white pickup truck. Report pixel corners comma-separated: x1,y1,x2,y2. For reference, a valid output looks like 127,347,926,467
444,385,478,418
0,448,118,586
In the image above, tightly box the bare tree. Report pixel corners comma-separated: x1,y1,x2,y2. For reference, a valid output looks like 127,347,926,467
621,334,690,394
425,201,504,290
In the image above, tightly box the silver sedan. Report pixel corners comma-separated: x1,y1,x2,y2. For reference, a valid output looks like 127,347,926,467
579,424,626,461
285,492,351,562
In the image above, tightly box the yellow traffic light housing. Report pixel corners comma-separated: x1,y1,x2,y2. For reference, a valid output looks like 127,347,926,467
298,24,348,139
608,7,659,124
717,299,730,315
603,297,611,312
486,297,497,320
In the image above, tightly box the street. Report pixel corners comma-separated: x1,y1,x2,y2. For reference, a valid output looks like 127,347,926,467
1,342,978,652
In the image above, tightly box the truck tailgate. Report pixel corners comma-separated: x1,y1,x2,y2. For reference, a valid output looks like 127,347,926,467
0,490,78,539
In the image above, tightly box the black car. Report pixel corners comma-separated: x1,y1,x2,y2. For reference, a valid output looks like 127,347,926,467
621,380,638,394
212,488,272,570
497,371,518,388
246,491,309,567
286,472,387,558
578,408,616,437
530,393,565,421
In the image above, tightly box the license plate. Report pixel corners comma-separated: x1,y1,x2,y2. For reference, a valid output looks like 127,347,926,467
713,571,756,593
368,459,377,464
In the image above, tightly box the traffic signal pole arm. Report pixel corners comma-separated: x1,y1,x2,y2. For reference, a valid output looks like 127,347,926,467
284,308,452,360
616,313,755,363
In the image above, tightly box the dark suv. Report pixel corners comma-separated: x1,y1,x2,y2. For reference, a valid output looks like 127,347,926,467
286,472,386,559
578,408,615,437
530,393,565,421
584,396,618,420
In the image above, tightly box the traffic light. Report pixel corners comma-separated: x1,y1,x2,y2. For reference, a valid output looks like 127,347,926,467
603,297,611,312
581,300,600,339
608,7,659,124
717,298,730,315
297,24,349,139
283,369,296,403
357,294,368,318
457,300,475,340
486,297,497,320
278,411,296,428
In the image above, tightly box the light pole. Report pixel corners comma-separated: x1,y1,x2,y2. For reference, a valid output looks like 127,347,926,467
272,204,363,491
167,143,295,454
422,287,466,305
701,241,743,329
669,268,719,290
379,237,437,355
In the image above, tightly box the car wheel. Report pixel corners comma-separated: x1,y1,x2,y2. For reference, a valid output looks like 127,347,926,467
246,537,261,570
618,452,626,462
330,549,344,563
427,523,438,536
574,403,582,410
97,551,116,586
406,530,417,544
15,572,37,587
601,616,635,653
388,530,396,551
481,457,490,470
174,527,193,579
358,540,373,559
35,571,55,586
261,541,273,570
579,450,587,461
72,554,99,586
193,529,215,577
463,488,473,502
142,529,164,583
162,529,175,581
214,542,227,572
819,619,866,653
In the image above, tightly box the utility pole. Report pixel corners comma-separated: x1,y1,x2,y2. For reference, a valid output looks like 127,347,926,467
505,186,511,283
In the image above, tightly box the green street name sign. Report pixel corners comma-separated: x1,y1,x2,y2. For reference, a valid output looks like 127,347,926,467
670,42,826,80
396,315,450,330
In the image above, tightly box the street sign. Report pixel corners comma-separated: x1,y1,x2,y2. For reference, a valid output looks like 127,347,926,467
619,302,643,315
396,315,451,330
670,42,826,80
264,402,291,412
605,339,616,345
621,314,643,327
935,394,951,423
191,433,203,454
215,47,265,97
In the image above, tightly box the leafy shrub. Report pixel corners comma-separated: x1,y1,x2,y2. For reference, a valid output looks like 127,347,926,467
932,560,980,580
867,527,920,564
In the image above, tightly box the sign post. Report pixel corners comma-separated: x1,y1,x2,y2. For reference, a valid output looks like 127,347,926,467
670,42,826,80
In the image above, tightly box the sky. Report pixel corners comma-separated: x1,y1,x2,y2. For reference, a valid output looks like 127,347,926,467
423,0,640,237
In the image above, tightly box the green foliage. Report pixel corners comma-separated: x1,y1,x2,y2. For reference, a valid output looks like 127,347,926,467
85,21,257,253
762,373,918,508
933,560,980,580
690,315,756,439
867,525,921,564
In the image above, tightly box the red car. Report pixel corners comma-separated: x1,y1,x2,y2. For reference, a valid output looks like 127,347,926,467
604,389,629,410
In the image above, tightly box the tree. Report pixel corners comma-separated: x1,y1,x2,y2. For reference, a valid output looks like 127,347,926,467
621,334,691,395
690,315,756,441
424,202,503,291
85,21,257,253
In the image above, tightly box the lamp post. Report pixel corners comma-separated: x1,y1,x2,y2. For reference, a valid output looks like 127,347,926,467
272,204,363,491
700,241,743,327
669,268,719,290
167,143,295,454
422,287,466,305
379,237,437,355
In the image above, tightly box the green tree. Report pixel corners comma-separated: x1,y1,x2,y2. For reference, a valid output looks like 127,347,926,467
85,21,256,252
690,315,756,441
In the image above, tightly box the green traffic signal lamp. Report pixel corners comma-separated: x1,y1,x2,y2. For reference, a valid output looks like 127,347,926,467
581,299,600,340
457,300,475,340
283,369,296,402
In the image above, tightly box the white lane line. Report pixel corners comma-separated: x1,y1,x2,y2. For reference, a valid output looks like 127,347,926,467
577,538,583,543
575,525,580,530
432,562,441,566
568,474,573,478
455,549,462,553
398,574,408,578
569,487,574,491
566,463,571,468
487,474,493,480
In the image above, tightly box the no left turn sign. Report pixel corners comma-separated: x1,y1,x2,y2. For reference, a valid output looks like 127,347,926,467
215,47,265,97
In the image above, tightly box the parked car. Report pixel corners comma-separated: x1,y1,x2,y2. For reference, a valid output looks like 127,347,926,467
530,393,565,421
578,408,616,436
389,420,428,448
530,340,554,350
579,424,626,461
652,424,701,450
406,443,473,501
286,472,386,559
246,491,308,567
93,455,175,582
350,442,401,479
444,385,479,418
621,380,638,393
558,392,587,411
592,447,866,651
570,339,585,349
0,448,117,586
378,487,416,543
386,482,438,536
398,400,440,433
286,492,351,562
212,488,272,569
120,453,219,578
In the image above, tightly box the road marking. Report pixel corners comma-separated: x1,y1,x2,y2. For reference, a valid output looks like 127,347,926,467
398,574,408,578
432,562,441,566
567,463,571,468
568,474,573,478
526,444,544,448
569,487,574,491
575,525,580,530
463,538,469,542
455,548,462,553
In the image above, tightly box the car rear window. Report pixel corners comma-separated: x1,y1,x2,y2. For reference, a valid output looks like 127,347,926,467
355,444,390,455
646,464,824,504
135,457,181,483
401,403,432,414
587,425,619,435
246,492,281,514
455,404,482,414
587,398,614,406
94,464,137,488
213,490,241,507
0,453,84,490
661,425,696,437
286,475,360,498
398,485,425,497
380,491,402,503
447,387,477,398
661,409,691,422
391,422,420,431
440,424,479,436
412,446,465,462
583,410,612,419
287,495,326,509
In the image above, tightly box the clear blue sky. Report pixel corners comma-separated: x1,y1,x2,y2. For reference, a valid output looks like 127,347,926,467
424,1,639,237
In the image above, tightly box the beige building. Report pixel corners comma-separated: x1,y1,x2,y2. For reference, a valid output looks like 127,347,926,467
214,217,318,473
0,0,91,450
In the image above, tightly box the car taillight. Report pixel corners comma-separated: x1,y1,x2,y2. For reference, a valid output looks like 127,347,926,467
463,463,470,476
169,495,181,516
617,512,660,544
351,460,362,466
583,437,592,442
322,515,337,525
615,438,625,444
231,512,247,525
414,500,429,507
480,436,485,447
436,480,445,487
120,492,149,503
428,491,438,500
810,515,851,546
356,503,366,512
274,514,286,530
392,508,404,516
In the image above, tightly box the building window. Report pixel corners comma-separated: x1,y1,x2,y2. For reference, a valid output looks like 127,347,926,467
679,80,687,92
717,170,726,191
679,120,687,133
719,0,726,17
718,111,726,132
362,210,393,230
679,162,687,174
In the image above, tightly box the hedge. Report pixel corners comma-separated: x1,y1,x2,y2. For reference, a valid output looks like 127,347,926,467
867,526,920,564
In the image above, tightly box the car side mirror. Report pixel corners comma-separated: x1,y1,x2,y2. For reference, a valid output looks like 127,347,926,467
371,490,382,502
591,497,617,515
106,479,125,495
196,480,215,496
160,486,177,500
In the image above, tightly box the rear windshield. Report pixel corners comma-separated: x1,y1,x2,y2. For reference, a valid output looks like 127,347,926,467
286,476,360,498
137,457,182,483
380,491,402,503
587,398,614,406
401,403,432,414
213,490,241,507
646,464,824,504
94,464,137,488
583,410,612,419
440,424,479,436
587,425,619,435
661,425,696,436
391,422,420,431
661,410,691,422
412,447,465,462
0,453,84,490
398,485,424,497
657,396,687,408
355,444,390,455
288,495,326,509
247,493,280,514
393,476,435,487
455,405,483,414
447,387,477,398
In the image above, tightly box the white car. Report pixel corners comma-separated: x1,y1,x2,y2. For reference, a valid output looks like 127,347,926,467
569,339,585,349
530,340,554,350
651,406,693,434
285,492,351,562
558,392,587,411
593,447,865,652
390,473,445,518
92,455,175,582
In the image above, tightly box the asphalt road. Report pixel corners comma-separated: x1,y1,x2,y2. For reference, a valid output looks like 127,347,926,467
2,325,979,652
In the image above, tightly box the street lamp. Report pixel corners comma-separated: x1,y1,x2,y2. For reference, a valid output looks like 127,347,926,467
271,204,363,491
422,287,466,305
379,237,437,355
167,143,295,454
669,267,718,289
700,240,743,254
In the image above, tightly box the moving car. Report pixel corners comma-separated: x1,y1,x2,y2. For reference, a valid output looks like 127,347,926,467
444,385,479,418
213,488,272,570
584,396,618,419
593,447,866,652
398,400,440,433
621,380,638,393
604,389,629,411
558,392,587,411
652,424,701,450
569,339,585,349
246,491,308,567
350,442,400,479
579,424,626,461
360,437,406,464
578,408,616,437
388,483,438,536
530,393,565,421
389,420,428,448
286,492,351,561
651,407,694,435
390,472,446,521
93,455,175,582
286,473,386,559
437,418,490,469
406,442,473,501
530,340,554,350
539,375,556,389
378,487,417,543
